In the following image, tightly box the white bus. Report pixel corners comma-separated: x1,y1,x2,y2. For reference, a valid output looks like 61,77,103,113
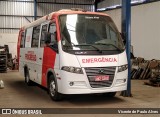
17,9,128,101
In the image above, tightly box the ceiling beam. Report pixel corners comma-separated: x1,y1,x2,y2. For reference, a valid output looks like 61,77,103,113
0,0,93,5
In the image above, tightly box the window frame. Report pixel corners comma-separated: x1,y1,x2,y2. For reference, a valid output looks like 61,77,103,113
31,25,41,48
40,24,49,47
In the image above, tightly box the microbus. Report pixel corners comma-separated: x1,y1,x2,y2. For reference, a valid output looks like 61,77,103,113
17,9,128,101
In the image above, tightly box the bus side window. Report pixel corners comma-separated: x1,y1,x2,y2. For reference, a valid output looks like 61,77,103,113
31,25,40,48
40,24,48,47
20,31,26,48
49,23,57,44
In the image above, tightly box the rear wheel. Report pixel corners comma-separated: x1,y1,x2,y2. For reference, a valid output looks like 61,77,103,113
48,75,62,101
24,68,32,86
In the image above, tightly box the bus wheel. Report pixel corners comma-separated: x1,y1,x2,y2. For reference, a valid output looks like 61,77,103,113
103,92,116,97
25,68,32,86
48,75,62,101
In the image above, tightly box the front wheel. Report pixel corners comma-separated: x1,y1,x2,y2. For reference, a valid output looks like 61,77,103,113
48,75,62,101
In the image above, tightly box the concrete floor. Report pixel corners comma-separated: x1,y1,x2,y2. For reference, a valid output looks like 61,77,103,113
0,71,160,117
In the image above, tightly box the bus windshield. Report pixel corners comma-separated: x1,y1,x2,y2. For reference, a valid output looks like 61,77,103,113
59,14,125,53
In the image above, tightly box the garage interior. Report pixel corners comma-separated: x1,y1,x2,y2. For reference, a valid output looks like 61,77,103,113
0,0,160,115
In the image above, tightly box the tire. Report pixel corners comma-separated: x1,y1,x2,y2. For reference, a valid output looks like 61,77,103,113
24,68,32,86
48,75,62,101
103,92,116,97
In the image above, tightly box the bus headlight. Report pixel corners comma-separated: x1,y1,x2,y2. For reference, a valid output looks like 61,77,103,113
61,66,83,74
118,64,128,72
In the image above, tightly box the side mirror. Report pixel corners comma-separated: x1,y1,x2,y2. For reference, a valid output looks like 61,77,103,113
43,32,51,44
120,32,126,45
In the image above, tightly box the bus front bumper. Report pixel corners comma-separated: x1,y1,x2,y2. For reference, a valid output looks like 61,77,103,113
58,70,128,94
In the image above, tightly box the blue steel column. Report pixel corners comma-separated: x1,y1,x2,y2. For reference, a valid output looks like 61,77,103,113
34,0,37,20
94,0,98,12
121,0,132,97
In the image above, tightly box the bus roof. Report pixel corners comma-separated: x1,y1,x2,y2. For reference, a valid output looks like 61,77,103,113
22,9,109,30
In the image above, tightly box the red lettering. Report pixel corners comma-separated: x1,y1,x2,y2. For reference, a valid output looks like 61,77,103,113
102,57,105,62
114,58,117,62
94,58,98,62
82,57,117,63
105,58,108,62
82,59,85,63
86,59,90,63
90,58,94,63
98,58,101,62
25,51,37,61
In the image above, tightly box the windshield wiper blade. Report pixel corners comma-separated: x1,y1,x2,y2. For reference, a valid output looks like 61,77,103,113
74,44,103,53
95,43,122,52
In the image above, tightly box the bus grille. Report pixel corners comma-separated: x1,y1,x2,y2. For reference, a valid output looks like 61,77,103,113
84,67,116,88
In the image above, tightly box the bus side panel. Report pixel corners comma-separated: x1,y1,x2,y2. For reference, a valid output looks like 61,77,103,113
19,27,35,79
41,47,57,87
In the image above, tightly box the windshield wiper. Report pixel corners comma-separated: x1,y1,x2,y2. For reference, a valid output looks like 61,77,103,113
74,44,103,53
95,43,122,52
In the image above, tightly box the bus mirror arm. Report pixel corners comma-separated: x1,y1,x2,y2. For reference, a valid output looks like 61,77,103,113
120,32,126,45
50,44,58,53
54,47,58,53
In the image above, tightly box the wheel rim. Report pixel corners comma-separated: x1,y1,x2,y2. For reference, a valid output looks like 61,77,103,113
50,80,56,97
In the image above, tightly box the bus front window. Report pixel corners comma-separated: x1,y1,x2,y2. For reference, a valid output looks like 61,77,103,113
59,14,125,54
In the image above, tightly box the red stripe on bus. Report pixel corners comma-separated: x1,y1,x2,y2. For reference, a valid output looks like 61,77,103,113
41,47,56,87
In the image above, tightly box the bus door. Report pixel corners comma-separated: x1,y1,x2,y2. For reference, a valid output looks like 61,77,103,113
40,21,60,87
47,21,60,86
48,22,60,70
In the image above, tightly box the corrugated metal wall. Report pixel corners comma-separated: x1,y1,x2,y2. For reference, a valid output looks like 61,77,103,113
37,3,94,16
0,0,94,33
37,0,94,4
0,1,34,33
98,0,121,9
97,0,147,9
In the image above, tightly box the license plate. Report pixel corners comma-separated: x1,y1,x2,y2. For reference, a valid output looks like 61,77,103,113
95,75,109,81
